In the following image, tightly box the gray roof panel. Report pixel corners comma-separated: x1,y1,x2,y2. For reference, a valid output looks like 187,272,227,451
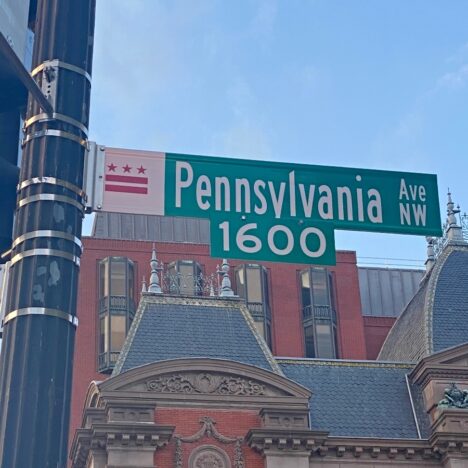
279,360,426,439
432,249,468,353
358,267,424,317
93,212,210,244
114,296,279,375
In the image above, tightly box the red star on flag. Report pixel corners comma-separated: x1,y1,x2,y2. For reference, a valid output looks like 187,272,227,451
123,164,132,173
107,163,117,172
137,165,146,174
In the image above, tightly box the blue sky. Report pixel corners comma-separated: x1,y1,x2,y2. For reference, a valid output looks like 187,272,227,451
86,0,468,268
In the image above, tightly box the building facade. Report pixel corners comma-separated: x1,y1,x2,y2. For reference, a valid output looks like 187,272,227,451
69,211,425,454
70,229,468,467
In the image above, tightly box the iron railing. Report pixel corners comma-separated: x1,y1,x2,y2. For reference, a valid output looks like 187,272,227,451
302,305,336,321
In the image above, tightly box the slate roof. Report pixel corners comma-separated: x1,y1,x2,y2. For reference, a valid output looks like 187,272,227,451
113,294,281,375
378,243,468,361
278,359,429,439
432,249,468,353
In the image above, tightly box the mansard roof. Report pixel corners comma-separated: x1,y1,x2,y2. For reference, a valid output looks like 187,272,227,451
278,358,430,439
113,294,281,376
378,243,468,362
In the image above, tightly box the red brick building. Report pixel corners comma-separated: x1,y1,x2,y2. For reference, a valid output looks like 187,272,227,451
69,212,423,453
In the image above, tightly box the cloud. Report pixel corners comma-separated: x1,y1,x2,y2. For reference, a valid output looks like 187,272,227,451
251,0,278,38
370,111,426,171
213,120,271,159
446,42,468,64
437,64,468,89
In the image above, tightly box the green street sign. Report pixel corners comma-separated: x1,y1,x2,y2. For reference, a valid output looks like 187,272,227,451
100,148,442,265
210,215,336,265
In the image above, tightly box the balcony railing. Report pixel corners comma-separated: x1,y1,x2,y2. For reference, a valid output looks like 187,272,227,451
302,305,336,321
99,295,135,314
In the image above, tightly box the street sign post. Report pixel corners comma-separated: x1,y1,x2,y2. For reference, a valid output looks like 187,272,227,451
86,147,442,265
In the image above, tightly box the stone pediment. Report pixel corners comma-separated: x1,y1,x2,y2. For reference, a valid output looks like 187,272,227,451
411,343,468,387
145,371,276,396
99,358,311,401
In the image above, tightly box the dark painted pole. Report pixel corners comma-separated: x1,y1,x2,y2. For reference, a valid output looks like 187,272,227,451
0,1,96,467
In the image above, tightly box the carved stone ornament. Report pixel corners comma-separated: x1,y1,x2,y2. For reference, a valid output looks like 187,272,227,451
147,372,265,396
189,445,231,468
438,383,468,409
174,417,244,468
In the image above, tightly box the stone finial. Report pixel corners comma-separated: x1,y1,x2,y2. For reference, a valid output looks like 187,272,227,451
425,237,435,272
148,243,162,294
217,259,235,297
141,276,147,293
446,190,463,242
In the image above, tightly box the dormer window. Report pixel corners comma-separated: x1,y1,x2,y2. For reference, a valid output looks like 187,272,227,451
166,260,203,296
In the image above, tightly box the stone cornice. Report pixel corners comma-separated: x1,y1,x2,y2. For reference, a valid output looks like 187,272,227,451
410,343,468,387
246,428,328,453
411,365,468,388
70,421,174,468
320,437,439,462
247,430,455,463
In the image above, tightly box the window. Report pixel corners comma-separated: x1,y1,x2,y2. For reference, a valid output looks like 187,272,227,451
235,264,272,349
300,268,338,358
98,257,135,373
166,260,203,296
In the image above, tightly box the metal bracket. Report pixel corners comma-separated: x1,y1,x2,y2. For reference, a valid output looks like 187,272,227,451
22,129,88,148
12,230,83,251
0,262,11,337
10,248,81,267
18,177,87,201
83,142,105,213
29,59,92,114
3,307,78,327
18,194,85,213
31,59,92,83
24,112,88,136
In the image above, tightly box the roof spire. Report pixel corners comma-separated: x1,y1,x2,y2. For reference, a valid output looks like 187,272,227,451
141,276,147,293
148,243,162,293
425,237,435,272
446,190,463,242
217,259,235,297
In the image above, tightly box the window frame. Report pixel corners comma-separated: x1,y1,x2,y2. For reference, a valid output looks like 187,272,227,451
97,256,136,373
300,267,338,359
235,263,272,349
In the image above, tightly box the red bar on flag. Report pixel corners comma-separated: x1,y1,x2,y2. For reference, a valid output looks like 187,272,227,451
104,163,149,195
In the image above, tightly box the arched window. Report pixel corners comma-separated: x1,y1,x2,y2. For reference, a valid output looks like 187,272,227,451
300,268,338,358
98,257,135,372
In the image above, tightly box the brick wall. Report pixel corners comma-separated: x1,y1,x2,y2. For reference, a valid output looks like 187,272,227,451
154,408,263,468
363,316,396,359
69,237,367,457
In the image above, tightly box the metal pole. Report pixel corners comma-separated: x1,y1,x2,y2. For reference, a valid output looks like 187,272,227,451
0,1,96,467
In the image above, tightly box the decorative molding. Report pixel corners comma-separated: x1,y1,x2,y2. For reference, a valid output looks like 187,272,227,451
99,358,312,404
438,383,468,409
247,428,327,453
174,417,244,468
70,422,174,468
260,408,309,429
188,445,231,468
147,373,266,396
